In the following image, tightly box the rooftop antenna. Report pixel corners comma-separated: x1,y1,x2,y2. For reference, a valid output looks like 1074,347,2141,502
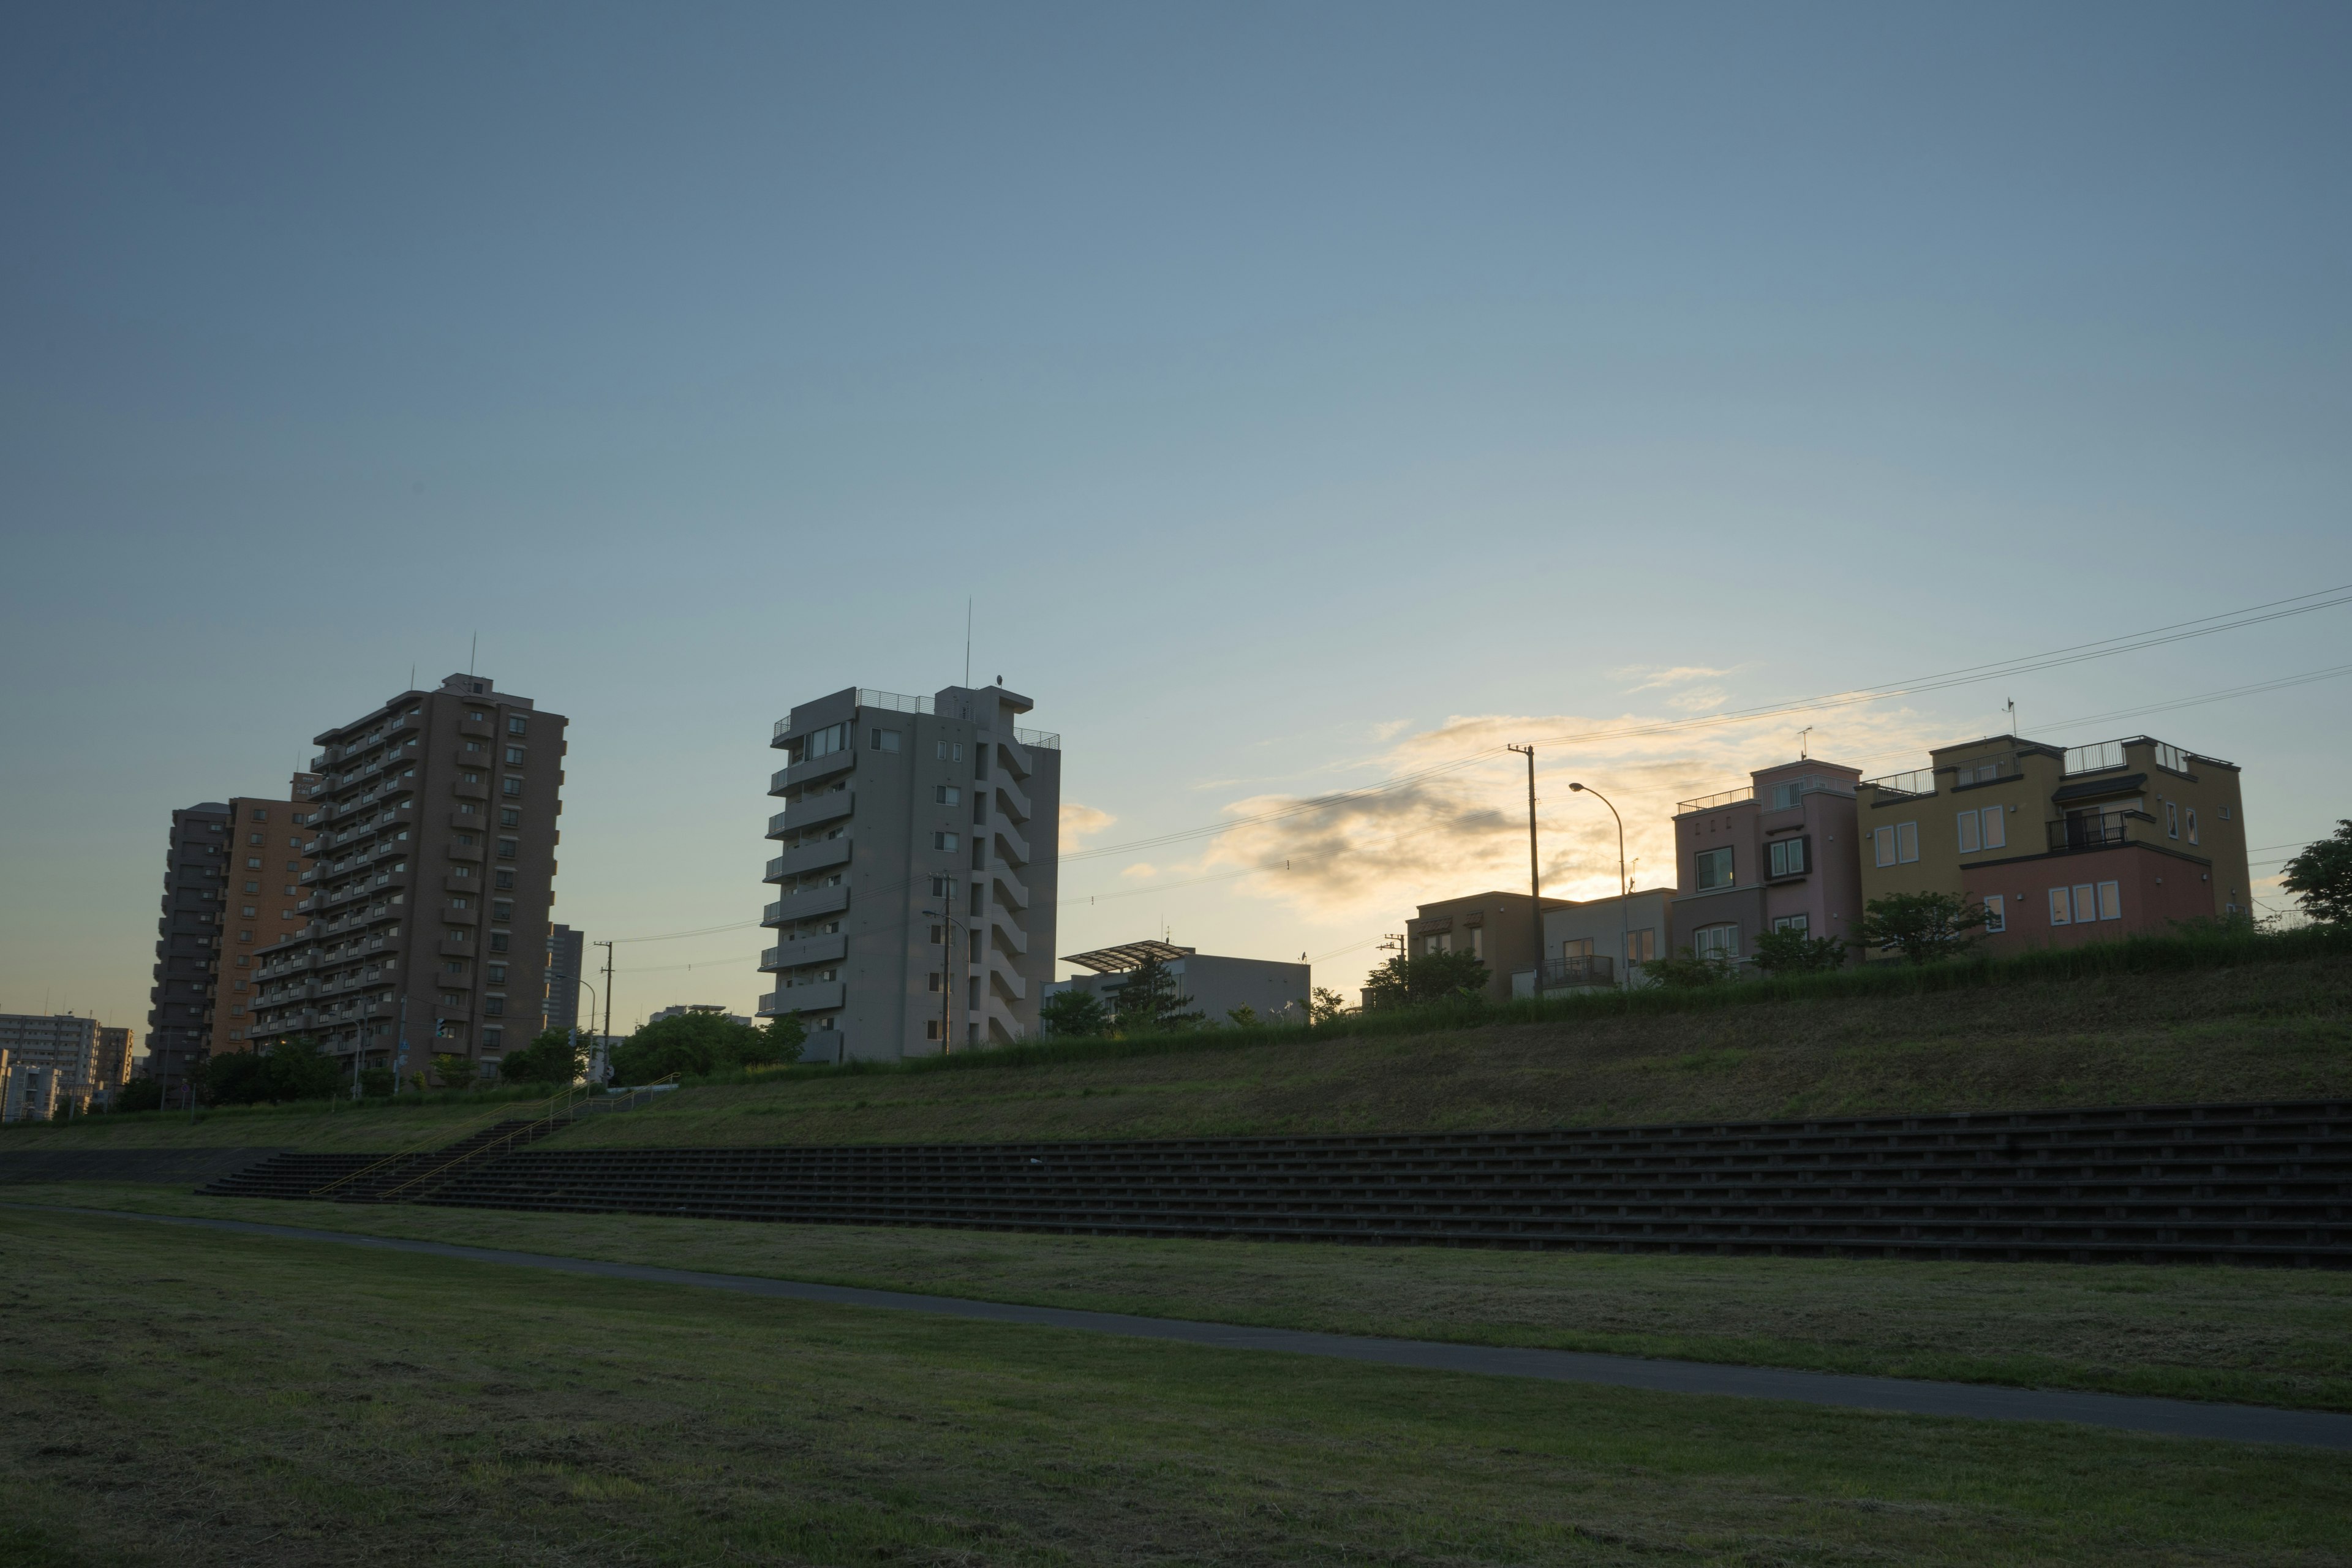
964,598,972,688
1798,725,1812,760
2005,698,2018,736
409,663,416,692
469,631,477,678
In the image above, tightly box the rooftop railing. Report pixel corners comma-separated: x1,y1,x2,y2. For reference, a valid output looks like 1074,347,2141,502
1862,768,1936,799
1014,726,1060,750
1675,785,1753,815
2064,739,2127,776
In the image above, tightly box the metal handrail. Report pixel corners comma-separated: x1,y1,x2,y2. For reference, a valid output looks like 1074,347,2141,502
1675,785,1754,815
304,1087,573,1198
367,1073,681,1202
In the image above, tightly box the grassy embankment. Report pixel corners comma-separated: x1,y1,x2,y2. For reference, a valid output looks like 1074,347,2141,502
21,1181,2352,1411
10,935,2351,1155
4,1205,2348,1568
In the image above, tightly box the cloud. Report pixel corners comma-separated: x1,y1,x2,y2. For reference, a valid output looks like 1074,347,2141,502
1665,686,1729,714
1060,802,1115,845
1119,862,1158,881
1370,718,1411,740
1202,703,1948,924
1613,665,1740,693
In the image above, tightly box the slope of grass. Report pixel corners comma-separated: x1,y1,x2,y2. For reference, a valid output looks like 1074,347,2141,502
23,1182,2352,1411
10,946,2348,1155
5,1204,2348,1567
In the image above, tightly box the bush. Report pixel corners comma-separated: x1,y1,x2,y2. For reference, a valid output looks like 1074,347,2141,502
1039,989,1110,1038
204,1038,344,1105
358,1066,396,1098
1644,948,1740,988
1855,892,1992,965
499,1028,589,1085
114,1079,165,1113
432,1053,480,1092
609,1011,804,1084
1749,925,1849,976
1363,950,1491,1008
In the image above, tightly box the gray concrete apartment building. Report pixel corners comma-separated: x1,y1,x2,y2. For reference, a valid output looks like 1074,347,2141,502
544,922,586,1035
760,684,1061,1061
247,674,569,1080
145,801,233,1093
0,1014,102,1107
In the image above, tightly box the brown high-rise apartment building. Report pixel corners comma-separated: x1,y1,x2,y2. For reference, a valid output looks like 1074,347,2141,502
211,779,322,1060
248,674,568,1082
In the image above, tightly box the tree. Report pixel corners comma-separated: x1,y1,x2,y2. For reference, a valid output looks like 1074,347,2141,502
2282,821,2352,925
1308,987,1351,1025
1225,1004,1258,1028
1362,949,1490,1009
115,1078,165,1113
1855,892,1991,965
432,1053,480,1092
357,1066,396,1098
1107,956,1205,1031
499,1028,589,1085
608,1008,799,1084
1749,924,1848,976
205,1037,345,1104
1039,987,1110,1038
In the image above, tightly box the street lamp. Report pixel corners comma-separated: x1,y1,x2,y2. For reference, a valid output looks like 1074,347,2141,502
1568,782,1630,990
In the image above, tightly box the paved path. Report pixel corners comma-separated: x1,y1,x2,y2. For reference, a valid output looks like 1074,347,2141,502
20,1202,2352,1451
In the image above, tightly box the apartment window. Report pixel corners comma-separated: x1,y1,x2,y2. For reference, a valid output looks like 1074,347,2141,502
929,925,944,944
243,880,260,892
465,741,485,755
1695,846,1735,890
1561,938,1594,960
1956,761,2002,785
2221,805,2233,821
1468,926,1484,959
444,960,466,974
2165,802,2179,840
2187,809,2199,845
2097,881,2121,921
937,741,962,761
1957,806,2006,853
1694,924,1739,960
1772,913,1809,936
490,932,510,953
926,1019,943,1040
497,838,518,859
502,778,522,797
801,722,850,761
928,972,943,992
870,728,901,752
1626,929,1657,963
935,785,962,805
1873,822,1921,867
934,832,959,852
484,997,505,1017
1768,775,1830,810
1983,895,2006,933
1768,838,1807,878
495,870,514,889
505,746,525,765
507,716,527,736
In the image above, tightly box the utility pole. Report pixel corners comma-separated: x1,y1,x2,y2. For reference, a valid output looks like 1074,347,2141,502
922,903,967,1054
595,940,615,1042
1507,744,1542,995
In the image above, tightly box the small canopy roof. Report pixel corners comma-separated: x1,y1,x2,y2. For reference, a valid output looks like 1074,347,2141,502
1061,940,1194,973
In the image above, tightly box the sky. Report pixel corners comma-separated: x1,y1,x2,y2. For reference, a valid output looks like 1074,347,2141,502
4,2,2348,1031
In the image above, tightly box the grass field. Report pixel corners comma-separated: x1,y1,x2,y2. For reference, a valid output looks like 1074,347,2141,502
9,953,2350,1155
5,1204,2350,1568
17,1181,2352,1411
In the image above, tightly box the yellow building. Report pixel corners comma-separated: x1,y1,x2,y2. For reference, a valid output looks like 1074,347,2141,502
1854,733,2250,957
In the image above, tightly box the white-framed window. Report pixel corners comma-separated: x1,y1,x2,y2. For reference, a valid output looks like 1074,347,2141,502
1768,838,1807,877
936,785,962,805
1562,938,1594,959
1423,932,1450,955
2221,804,2233,821
1469,926,1484,959
2186,809,2199,846
870,728,900,752
2165,802,2179,839
1875,823,1921,866
2154,742,2186,772
933,832,959,851
1626,929,1657,963
935,741,963,761
2071,883,2098,923
2048,887,2071,925
1695,846,1735,889
1957,811,1977,853
1956,761,2003,785
2098,880,2122,921
1694,924,1739,959
1982,894,2005,933
1772,913,1809,936
1957,805,2005,852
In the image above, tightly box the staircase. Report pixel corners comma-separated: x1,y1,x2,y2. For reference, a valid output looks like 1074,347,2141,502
412,1099,2351,1266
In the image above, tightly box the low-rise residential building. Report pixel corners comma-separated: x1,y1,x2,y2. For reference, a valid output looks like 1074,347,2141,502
1403,892,1569,1006
1,1054,66,1123
1854,733,2252,955
1046,941,1310,1025
1668,761,1866,965
0,1014,103,1106
1513,887,1679,995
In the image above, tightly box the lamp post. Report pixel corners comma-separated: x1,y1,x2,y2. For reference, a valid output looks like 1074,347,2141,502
1569,782,1630,990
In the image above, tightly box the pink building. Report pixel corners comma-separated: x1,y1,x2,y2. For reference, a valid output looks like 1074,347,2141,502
1667,760,1865,965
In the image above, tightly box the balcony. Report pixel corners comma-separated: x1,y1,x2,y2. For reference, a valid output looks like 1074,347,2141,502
761,933,848,971
459,715,494,738
450,809,488,829
454,777,488,801
758,980,845,1017
1536,955,1617,990
2048,810,2155,854
1676,785,1754,815
777,790,854,835
439,933,475,956
776,749,855,793
763,884,849,926
448,838,484,861
773,839,851,880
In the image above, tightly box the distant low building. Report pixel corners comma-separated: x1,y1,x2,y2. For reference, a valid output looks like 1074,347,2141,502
1046,941,1309,1026
1511,888,1679,996
0,1014,102,1106
544,923,587,1035
1670,760,1866,967
94,1027,137,1102
1402,892,1570,1006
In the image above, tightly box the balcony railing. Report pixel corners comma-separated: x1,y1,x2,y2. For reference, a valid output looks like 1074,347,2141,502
1862,769,1936,799
2064,739,2127,776
2048,810,2149,853
1537,955,1616,989
1675,785,1753,815
1013,726,1060,750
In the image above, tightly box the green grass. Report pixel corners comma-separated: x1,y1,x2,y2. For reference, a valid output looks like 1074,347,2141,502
20,1182,2352,1411
11,943,2349,1155
5,1204,2349,1567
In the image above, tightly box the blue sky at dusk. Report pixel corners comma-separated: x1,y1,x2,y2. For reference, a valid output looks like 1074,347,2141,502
4,2,2348,1027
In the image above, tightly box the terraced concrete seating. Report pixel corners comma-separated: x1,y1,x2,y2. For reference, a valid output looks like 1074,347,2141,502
391,1100,2347,1266
202,1118,561,1203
